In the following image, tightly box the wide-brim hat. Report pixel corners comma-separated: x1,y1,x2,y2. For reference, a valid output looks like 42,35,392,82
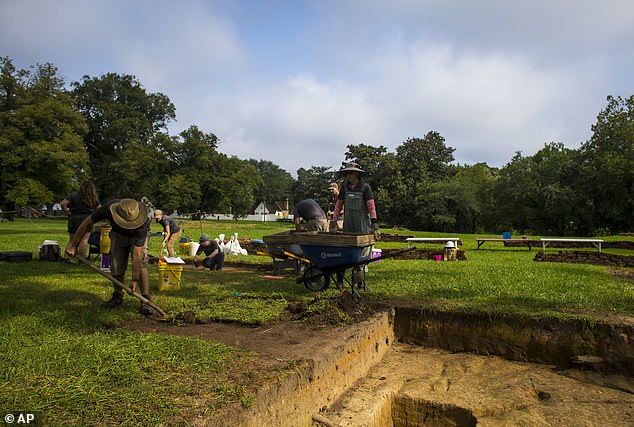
109,199,148,230
337,162,366,176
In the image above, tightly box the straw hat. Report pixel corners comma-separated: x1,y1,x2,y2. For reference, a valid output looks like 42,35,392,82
337,162,366,176
109,199,148,230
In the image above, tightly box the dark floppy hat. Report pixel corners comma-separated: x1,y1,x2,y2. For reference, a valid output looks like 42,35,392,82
109,199,148,229
337,162,366,177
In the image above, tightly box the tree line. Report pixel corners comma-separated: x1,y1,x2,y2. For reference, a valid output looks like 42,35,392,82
1,57,632,235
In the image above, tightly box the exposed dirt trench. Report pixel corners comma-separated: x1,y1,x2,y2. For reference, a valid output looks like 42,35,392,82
129,305,634,426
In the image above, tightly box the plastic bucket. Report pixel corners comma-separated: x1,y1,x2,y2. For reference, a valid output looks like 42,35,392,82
189,242,200,256
157,260,182,291
101,253,111,272
179,242,190,255
100,225,112,254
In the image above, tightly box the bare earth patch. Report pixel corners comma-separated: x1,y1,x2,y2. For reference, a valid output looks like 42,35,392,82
126,293,634,426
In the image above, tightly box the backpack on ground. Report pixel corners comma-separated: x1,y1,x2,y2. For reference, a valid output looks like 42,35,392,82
39,241,61,262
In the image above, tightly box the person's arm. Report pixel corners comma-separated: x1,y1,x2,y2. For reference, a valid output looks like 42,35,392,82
160,223,170,251
60,198,70,216
294,216,302,231
331,199,344,221
366,198,379,234
65,217,95,257
193,246,203,266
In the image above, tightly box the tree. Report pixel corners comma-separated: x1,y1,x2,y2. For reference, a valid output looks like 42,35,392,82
380,131,456,230
292,166,334,209
0,58,88,211
493,144,584,235
246,159,293,207
72,73,176,199
579,95,634,234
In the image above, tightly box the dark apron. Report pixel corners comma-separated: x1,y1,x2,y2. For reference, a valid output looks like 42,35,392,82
343,185,371,234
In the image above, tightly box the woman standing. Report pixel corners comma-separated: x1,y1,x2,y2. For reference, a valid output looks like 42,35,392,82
60,180,100,258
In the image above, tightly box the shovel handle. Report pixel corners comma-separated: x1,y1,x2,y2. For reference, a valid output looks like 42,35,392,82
76,256,170,319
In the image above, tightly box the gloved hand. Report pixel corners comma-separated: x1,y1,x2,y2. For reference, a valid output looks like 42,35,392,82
371,221,380,240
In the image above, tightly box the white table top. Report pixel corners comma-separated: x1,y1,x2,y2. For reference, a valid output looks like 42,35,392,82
406,237,460,241
540,238,603,242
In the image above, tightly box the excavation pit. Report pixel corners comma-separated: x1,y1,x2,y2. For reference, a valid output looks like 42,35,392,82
129,303,634,426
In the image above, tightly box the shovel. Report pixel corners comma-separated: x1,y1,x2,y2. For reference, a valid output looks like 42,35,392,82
76,255,170,320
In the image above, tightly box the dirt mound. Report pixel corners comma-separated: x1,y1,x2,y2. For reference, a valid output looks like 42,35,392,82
286,292,377,325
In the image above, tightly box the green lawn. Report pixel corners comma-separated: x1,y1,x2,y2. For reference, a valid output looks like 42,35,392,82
1,218,633,425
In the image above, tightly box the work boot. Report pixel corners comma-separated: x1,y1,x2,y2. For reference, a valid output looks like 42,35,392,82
139,303,153,316
140,295,153,316
103,291,124,308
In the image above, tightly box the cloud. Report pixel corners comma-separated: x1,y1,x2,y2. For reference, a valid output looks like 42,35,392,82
2,0,632,175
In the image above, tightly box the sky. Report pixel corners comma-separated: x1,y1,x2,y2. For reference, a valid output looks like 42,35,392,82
1,0,633,175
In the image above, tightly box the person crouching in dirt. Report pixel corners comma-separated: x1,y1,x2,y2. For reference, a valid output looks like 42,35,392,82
193,234,225,271
65,198,153,313
153,209,181,257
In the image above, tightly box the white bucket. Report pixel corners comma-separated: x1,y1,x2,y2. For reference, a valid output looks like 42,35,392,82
189,242,200,256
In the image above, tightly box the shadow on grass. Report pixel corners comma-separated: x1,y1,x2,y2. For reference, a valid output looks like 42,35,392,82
0,260,148,331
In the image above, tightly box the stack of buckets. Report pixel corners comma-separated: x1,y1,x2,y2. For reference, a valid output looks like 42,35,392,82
100,225,111,272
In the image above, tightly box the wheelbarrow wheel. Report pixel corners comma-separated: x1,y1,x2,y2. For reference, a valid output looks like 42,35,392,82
303,267,329,292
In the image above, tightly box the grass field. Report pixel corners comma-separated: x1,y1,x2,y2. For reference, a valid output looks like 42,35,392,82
1,217,633,425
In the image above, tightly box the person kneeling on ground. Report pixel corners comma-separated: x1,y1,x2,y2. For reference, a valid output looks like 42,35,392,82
65,198,152,313
193,234,225,271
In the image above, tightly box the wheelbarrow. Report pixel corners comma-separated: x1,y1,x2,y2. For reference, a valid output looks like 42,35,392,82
296,242,416,296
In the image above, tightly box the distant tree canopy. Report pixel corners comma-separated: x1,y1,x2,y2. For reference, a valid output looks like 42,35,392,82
0,57,88,211
1,56,632,235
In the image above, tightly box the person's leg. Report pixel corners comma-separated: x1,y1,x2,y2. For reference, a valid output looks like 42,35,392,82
106,232,130,307
201,256,213,269
140,233,150,299
167,231,181,257
214,252,225,271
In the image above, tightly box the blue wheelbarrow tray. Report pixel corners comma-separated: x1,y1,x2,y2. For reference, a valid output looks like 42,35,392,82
299,243,373,270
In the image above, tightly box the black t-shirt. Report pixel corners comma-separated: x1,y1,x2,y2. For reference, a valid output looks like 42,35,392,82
66,190,100,219
196,240,220,257
90,199,150,246
294,199,326,220
158,216,180,234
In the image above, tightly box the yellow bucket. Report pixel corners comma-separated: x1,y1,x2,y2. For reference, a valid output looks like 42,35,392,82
157,260,182,291
100,225,112,254
179,242,190,255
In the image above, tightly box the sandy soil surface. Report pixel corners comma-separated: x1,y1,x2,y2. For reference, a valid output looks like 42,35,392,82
323,343,634,426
